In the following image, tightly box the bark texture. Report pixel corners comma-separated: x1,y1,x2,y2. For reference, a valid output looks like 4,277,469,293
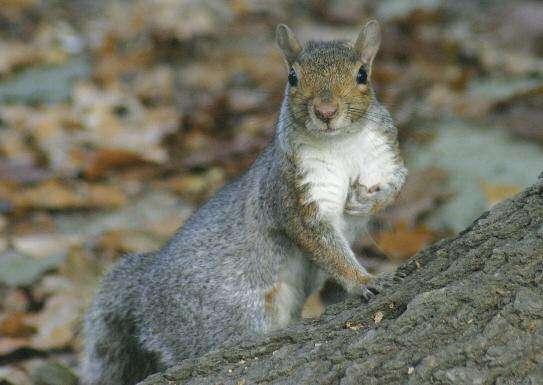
140,174,543,385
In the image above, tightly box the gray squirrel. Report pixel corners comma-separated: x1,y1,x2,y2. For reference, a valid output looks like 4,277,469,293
82,20,407,385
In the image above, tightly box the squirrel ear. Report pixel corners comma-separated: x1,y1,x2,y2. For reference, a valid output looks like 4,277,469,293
354,20,381,67
276,24,302,66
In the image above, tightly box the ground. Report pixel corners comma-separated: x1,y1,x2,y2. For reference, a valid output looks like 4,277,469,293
0,1,542,383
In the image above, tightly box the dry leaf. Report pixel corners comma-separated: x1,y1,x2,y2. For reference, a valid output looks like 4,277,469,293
373,311,384,324
12,234,82,259
81,148,148,179
0,312,36,338
345,321,365,331
480,181,521,207
0,180,127,211
29,293,80,350
96,229,161,256
374,223,436,260
156,168,225,203
86,184,128,207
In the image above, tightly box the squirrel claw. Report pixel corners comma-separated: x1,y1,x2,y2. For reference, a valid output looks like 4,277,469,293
359,287,376,302
365,272,400,295
395,271,407,280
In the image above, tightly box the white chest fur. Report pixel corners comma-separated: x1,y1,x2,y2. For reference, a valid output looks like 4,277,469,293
298,122,397,223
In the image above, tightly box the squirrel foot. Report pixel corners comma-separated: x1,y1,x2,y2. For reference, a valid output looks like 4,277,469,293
360,286,377,301
360,271,405,301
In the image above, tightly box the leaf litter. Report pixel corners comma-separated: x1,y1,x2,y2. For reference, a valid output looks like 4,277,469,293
0,0,542,383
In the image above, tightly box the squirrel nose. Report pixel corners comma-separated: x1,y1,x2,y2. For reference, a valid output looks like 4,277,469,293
314,101,338,122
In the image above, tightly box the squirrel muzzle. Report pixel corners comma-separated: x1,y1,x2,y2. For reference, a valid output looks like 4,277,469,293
313,100,339,122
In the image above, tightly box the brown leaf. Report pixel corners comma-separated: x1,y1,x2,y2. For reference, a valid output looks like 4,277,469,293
28,293,80,350
0,41,42,75
96,229,161,258
373,311,384,325
2,180,81,210
0,180,127,211
86,184,128,208
480,181,521,207
344,321,365,331
78,148,149,180
374,223,436,260
156,168,225,203
0,312,36,338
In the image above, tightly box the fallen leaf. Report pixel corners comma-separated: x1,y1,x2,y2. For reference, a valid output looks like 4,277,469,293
0,180,128,211
32,275,75,303
345,321,365,331
373,311,384,324
29,293,80,350
480,181,521,207
96,229,162,257
156,168,225,203
0,312,36,338
374,223,436,260
12,234,82,259
79,148,149,179
0,41,43,75
86,184,128,207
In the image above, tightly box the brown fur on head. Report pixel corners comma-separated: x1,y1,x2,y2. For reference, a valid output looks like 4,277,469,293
275,21,381,135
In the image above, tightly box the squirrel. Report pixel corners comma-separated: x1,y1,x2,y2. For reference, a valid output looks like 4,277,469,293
82,20,407,385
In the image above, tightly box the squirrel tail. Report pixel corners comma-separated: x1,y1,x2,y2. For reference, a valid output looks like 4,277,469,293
81,253,160,385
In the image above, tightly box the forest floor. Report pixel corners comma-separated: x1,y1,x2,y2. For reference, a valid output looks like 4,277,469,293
0,1,541,383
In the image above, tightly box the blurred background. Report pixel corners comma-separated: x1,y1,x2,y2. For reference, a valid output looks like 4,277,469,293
0,0,541,383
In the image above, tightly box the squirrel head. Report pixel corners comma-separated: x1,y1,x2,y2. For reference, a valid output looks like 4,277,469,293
276,21,381,135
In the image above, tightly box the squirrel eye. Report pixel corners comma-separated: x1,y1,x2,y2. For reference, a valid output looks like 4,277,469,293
288,68,298,87
356,66,368,85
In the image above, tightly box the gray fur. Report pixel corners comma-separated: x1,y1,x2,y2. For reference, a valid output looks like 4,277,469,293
82,145,311,384
82,22,405,385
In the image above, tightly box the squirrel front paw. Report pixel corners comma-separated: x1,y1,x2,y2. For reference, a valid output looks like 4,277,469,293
362,272,405,300
344,180,392,216
339,270,405,302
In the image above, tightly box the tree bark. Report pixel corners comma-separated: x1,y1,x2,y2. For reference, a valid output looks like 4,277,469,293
140,174,543,385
